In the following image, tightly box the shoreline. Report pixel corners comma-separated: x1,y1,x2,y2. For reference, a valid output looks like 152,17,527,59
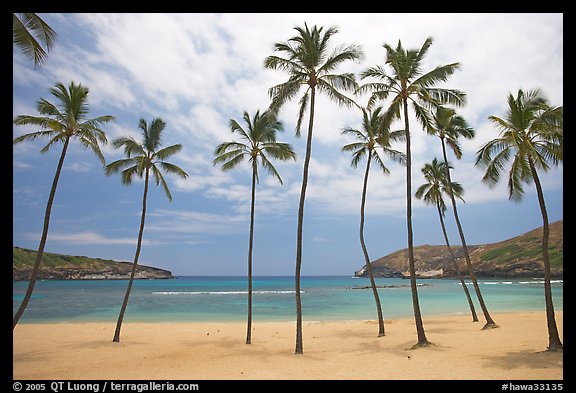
13,311,563,380
13,308,562,325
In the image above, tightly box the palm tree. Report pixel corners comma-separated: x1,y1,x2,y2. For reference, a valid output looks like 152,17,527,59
427,106,497,329
213,110,296,345
13,13,56,68
358,37,465,347
476,89,563,351
415,158,478,322
12,81,114,328
106,117,188,343
264,22,363,354
341,106,405,337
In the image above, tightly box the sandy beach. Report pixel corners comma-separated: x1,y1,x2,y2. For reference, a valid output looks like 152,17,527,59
13,311,562,380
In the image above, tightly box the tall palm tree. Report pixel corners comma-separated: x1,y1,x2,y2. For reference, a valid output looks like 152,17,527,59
213,110,296,345
341,106,405,337
358,37,465,347
264,22,363,354
427,106,497,329
415,158,478,322
12,81,113,328
106,117,188,343
13,13,56,68
476,89,563,351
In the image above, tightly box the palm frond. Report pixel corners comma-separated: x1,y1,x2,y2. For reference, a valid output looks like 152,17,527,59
261,142,296,162
36,98,62,118
76,131,106,165
316,79,357,108
423,88,467,107
13,13,56,67
158,161,189,179
259,153,283,185
341,127,367,142
380,147,406,166
229,118,252,142
320,73,359,93
263,55,306,74
112,136,146,158
154,144,183,161
119,164,141,185
350,148,367,168
371,150,390,174
341,142,366,153
318,44,364,74
295,90,310,137
478,141,512,188
411,101,433,130
146,117,166,152
507,155,528,202
415,182,430,199
151,166,173,202
216,152,246,172
413,63,461,88
446,138,463,160
39,134,66,153
13,129,58,145
105,158,138,175
268,78,305,114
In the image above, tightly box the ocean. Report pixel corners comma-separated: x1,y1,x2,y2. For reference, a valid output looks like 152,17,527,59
13,276,563,323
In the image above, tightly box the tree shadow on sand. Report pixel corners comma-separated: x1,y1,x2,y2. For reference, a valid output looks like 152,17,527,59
482,349,563,371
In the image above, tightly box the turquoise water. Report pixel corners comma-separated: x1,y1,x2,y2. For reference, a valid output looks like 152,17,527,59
13,276,563,323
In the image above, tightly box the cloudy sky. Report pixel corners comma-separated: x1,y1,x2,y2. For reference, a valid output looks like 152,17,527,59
12,13,563,276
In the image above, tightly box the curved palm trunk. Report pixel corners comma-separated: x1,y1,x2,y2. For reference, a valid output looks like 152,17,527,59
246,166,257,344
528,158,562,351
295,86,316,355
113,168,149,342
403,97,429,347
360,153,385,336
440,138,497,329
13,136,71,329
436,204,478,322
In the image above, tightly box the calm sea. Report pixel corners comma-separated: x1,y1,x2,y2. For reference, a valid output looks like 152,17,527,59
13,276,563,323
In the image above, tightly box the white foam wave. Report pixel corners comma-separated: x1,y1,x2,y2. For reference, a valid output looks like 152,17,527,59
519,280,563,285
152,290,302,295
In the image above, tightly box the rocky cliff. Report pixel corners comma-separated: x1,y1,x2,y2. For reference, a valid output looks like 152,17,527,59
13,247,174,281
354,220,563,279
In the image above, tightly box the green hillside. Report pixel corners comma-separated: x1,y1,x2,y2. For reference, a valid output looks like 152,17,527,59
355,220,563,278
13,247,173,280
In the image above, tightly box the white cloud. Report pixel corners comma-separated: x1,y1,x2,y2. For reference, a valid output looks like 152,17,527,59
13,161,32,169
146,208,247,235
65,162,92,172
15,13,562,222
21,231,162,246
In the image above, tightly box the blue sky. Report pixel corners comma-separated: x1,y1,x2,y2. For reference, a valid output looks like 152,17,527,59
13,13,563,276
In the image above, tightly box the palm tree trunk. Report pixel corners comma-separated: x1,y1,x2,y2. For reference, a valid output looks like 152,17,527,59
113,168,149,343
528,158,562,351
295,86,316,355
13,136,71,329
360,153,385,337
403,97,429,347
436,203,478,322
440,138,498,329
246,166,257,345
